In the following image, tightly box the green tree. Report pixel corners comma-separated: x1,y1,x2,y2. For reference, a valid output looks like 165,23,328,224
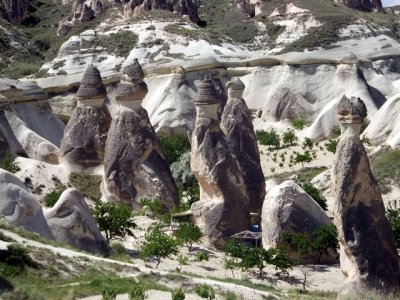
158,133,190,165
312,224,339,263
325,139,338,154
256,129,280,148
139,198,165,216
0,154,20,174
294,151,313,166
102,286,117,300
282,128,298,146
386,207,400,249
140,226,179,268
292,118,307,130
172,289,185,300
92,202,136,241
282,232,311,256
302,137,314,149
195,251,209,266
176,222,203,251
295,178,328,211
240,247,270,277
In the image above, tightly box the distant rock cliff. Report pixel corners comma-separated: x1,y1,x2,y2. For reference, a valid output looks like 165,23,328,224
335,0,383,12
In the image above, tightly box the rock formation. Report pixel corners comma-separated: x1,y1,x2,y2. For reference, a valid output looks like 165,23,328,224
190,77,250,248
334,0,382,12
44,188,109,256
104,59,179,210
261,180,336,264
60,64,111,168
221,78,265,213
0,169,54,240
1,0,28,24
332,95,400,296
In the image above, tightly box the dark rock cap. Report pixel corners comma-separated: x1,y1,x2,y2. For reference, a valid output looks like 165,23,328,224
226,77,245,91
123,59,145,82
338,95,367,123
195,78,219,106
76,64,107,99
116,60,148,101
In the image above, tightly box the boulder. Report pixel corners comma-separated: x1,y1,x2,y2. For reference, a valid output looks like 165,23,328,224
60,64,111,168
0,169,54,240
261,180,335,264
104,59,179,209
190,77,250,248
332,96,400,296
221,78,265,213
44,188,109,256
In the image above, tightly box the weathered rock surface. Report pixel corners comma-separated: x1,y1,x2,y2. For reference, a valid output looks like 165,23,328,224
60,64,111,168
261,180,335,264
0,169,54,240
104,60,179,209
221,78,265,213
44,188,109,256
1,0,28,24
332,96,400,296
334,0,382,12
191,78,250,248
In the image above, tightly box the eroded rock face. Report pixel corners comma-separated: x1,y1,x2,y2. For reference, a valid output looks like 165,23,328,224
191,78,250,248
60,65,111,168
334,0,382,12
1,0,28,24
44,188,109,256
104,60,179,209
261,180,335,264
0,169,54,240
332,96,400,295
221,78,265,213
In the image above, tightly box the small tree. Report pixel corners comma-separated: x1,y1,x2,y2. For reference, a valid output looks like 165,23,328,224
195,251,209,266
282,232,311,256
140,226,178,268
102,286,117,300
386,207,400,249
299,266,312,290
294,151,313,167
256,129,280,148
325,139,338,154
292,118,307,130
176,222,203,251
240,247,269,277
177,254,189,271
295,178,328,211
43,190,63,208
331,125,341,138
195,284,215,299
312,224,339,263
302,137,314,150
269,248,293,276
92,201,136,241
283,128,298,146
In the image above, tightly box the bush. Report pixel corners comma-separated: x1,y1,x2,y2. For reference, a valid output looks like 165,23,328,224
282,129,298,146
69,172,102,200
292,118,307,130
293,151,313,166
92,201,136,241
0,154,20,173
158,133,190,165
325,139,338,154
295,178,328,211
256,129,280,148
312,225,339,263
43,190,63,207
331,125,341,138
102,286,117,300
302,138,314,150
0,244,36,276
139,198,165,216
195,284,215,299
282,232,311,256
176,222,203,251
172,288,185,300
111,242,128,255
140,226,179,268
129,285,145,300
195,251,209,264
386,207,400,250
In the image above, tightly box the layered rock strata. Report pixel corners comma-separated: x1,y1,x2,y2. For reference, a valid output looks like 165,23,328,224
60,64,111,168
190,77,250,248
104,59,178,209
332,95,400,296
221,78,265,213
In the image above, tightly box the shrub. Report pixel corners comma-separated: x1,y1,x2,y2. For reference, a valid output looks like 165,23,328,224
282,232,311,256
0,244,36,276
293,151,313,166
177,254,189,267
139,198,165,216
302,138,314,149
158,133,190,165
292,118,307,130
295,178,328,211
195,251,209,264
0,154,20,173
102,286,117,300
43,190,63,207
386,207,400,249
92,201,136,241
256,129,280,148
195,284,215,299
331,125,341,138
282,128,298,146
312,225,339,263
129,285,145,300
111,242,128,255
172,288,185,300
176,222,203,251
140,226,179,268
325,139,338,154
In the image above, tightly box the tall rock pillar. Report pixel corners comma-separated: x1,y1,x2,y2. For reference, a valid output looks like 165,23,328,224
332,95,400,296
103,59,178,210
190,77,250,248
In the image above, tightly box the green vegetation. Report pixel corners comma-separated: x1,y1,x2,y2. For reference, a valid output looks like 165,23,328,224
69,172,102,200
387,207,400,250
102,285,118,300
0,154,21,173
256,129,280,148
164,24,198,39
293,150,313,166
370,148,400,194
325,139,338,154
195,284,215,299
282,128,298,146
195,251,210,265
172,288,186,300
109,243,131,262
0,244,37,277
295,177,328,211
291,118,308,130
175,222,203,251
129,284,146,300
43,190,63,208
158,133,191,166
140,226,179,268
139,197,165,216
92,201,136,241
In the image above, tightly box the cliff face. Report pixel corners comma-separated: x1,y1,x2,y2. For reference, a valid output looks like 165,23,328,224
1,0,28,24
334,0,382,12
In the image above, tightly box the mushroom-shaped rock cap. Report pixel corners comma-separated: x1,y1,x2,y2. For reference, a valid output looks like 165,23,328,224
226,77,245,91
76,64,107,99
338,95,367,124
195,78,219,106
115,81,148,102
122,59,144,82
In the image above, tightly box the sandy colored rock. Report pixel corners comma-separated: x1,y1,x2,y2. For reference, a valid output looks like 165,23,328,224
44,188,109,256
332,96,400,296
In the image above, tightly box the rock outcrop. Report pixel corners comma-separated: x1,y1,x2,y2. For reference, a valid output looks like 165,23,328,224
332,96,400,296
334,0,382,12
0,169,54,240
104,59,179,210
60,64,111,168
221,78,265,213
190,77,250,248
1,0,28,24
44,188,109,256
261,180,335,264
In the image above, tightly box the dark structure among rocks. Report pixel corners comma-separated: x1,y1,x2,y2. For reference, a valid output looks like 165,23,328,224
335,0,383,12
221,78,265,213
1,0,28,24
104,59,179,210
332,95,400,296
60,64,111,168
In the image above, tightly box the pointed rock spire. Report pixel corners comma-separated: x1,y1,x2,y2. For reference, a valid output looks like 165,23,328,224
76,64,107,100
226,77,245,99
116,59,148,104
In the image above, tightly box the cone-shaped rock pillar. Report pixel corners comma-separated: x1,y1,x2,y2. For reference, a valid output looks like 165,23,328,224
103,59,178,210
332,95,400,296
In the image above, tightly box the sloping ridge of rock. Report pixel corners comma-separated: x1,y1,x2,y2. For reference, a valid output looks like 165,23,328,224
44,188,109,256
